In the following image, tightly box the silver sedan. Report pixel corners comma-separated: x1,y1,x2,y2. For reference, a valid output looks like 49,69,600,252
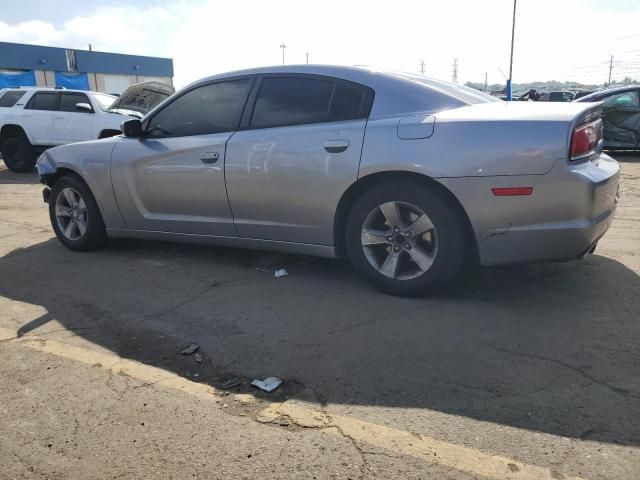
37,66,619,296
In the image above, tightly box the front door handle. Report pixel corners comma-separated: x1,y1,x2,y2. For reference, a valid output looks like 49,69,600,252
324,139,349,153
200,151,220,164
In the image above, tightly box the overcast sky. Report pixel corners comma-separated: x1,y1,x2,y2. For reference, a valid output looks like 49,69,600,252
1,0,639,88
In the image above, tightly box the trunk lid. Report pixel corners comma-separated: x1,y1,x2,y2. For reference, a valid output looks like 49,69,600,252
435,100,602,124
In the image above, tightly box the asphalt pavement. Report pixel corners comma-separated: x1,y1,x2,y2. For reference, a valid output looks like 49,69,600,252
1,154,639,479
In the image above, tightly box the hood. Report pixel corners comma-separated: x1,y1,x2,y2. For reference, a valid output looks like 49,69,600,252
107,81,174,117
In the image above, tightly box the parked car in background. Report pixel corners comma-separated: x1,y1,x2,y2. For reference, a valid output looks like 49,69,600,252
575,85,640,150
0,82,174,172
37,66,619,295
547,91,575,102
573,90,598,100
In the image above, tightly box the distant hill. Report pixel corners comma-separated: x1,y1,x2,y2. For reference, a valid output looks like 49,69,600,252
465,78,639,94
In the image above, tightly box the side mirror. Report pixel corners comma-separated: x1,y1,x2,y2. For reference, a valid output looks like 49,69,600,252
75,102,92,113
121,119,143,137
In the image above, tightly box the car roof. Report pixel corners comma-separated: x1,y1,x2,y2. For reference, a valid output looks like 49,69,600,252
575,85,638,102
182,64,498,118
4,86,99,95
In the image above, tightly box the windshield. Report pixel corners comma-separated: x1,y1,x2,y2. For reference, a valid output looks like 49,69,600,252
392,72,501,105
93,93,117,111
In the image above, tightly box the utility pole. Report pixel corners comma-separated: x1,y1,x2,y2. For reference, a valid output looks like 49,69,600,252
452,58,458,83
507,0,517,100
306,52,309,64
280,44,286,65
420,60,425,75
484,72,488,92
608,54,614,85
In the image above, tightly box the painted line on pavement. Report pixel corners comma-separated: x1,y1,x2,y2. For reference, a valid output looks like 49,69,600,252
0,327,583,480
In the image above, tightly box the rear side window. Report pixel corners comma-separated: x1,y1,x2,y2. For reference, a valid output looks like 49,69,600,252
146,79,252,138
27,92,59,111
60,93,93,112
0,90,26,107
329,83,369,121
251,77,334,128
250,76,373,129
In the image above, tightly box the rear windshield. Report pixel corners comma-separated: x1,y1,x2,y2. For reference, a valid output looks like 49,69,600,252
0,90,26,107
391,72,500,105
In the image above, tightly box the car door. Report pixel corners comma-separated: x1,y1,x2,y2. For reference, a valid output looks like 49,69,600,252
600,90,640,149
53,92,96,144
22,91,58,145
110,77,254,236
225,75,373,245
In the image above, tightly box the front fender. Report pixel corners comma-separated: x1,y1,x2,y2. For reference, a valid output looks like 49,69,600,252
36,139,125,229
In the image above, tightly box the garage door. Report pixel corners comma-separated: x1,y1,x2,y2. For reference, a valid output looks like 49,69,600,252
103,75,131,95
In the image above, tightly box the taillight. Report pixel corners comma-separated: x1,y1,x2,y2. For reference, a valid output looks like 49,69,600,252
570,119,602,161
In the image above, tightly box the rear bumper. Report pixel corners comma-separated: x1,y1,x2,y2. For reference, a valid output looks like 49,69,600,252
439,153,620,266
478,206,615,265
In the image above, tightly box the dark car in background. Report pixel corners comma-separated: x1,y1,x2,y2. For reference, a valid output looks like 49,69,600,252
575,85,640,150
573,90,598,100
547,91,575,102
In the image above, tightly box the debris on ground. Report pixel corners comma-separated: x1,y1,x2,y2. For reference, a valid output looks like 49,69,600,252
194,352,203,363
180,343,199,355
221,377,242,390
255,267,270,273
277,417,290,427
251,377,282,392
274,269,289,278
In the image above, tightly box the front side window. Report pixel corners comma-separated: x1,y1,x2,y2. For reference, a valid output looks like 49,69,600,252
250,77,334,128
60,93,92,112
27,92,59,111
0,90,26,107
146,79,252,138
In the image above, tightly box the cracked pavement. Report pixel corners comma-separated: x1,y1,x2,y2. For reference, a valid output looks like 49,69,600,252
0,155,639,479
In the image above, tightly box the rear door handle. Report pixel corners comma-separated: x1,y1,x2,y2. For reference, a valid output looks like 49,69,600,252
200,151,220,164
324,139,349,153
53,115,65,120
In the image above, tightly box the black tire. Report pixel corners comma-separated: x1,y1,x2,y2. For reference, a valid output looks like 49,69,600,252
1,137,37,172
49,175,107,251
345,181,465,296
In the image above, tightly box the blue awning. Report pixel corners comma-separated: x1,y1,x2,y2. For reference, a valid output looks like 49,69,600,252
55,72,89,90
0,70,36,88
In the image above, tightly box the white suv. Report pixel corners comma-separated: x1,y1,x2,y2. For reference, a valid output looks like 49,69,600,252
0,82,173,172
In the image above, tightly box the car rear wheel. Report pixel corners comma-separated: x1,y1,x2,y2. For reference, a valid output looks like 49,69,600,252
1,137,37,172
49,175,107,251
345,181,465,296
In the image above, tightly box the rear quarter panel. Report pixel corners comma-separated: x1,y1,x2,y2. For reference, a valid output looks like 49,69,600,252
360,115,570,178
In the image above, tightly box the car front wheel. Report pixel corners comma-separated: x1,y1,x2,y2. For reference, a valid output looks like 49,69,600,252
49,175,107,251
345,181,465,296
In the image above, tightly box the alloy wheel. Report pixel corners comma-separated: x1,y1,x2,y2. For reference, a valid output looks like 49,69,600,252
360,201,438,280
55,187,88,241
